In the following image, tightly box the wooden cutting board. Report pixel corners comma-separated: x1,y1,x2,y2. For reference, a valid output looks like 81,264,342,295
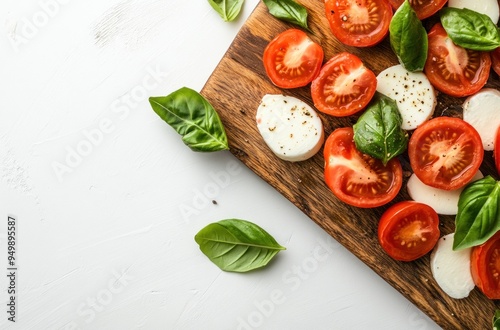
201,2,500,328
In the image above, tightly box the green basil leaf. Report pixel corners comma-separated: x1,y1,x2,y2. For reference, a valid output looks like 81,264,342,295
454,176,500,250
262,0,309,30
353,93,408,165
493,309,500,330
149,87,229,152
389,0,428,72
207,0,244,22
195,219,286,272
440,7,500,51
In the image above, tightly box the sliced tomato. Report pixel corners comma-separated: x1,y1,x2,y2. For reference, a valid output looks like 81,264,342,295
424,23,491,98
408,116,484,191
324,0,392,47
378,201,440,262
387,0,447,20
495,126,500,177
324,127,403,208
492,47,500,76
471,231,500,299
263,29,324,89
311,52,377,117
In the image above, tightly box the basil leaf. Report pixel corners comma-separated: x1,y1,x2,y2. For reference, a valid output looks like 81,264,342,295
493,310,500,330
389,0,428,72
440,7,500,51
263,0,309,30
207,0,244,22
149,87,229,152
454,176,500,250
195,219,286,272
353,93,408,165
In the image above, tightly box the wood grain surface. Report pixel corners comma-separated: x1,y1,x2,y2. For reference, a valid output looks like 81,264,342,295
201,2,500,329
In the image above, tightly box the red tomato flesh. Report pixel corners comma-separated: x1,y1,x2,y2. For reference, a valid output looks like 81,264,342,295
378,201,440,261
311,52,377,117
387,0,447,20
408,116,484,190
263,29,324,89
425,23,491,98
471,231,500,299
324,127,403,208
324,0,393,47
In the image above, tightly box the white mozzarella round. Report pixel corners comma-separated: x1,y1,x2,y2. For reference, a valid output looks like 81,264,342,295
448,0,499,24
376,65,436,130
407,171,483,215
430,233,475,299
256,94,324,162
463,88,500,150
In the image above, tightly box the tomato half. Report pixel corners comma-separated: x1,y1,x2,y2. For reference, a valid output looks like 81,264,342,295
311,52,377,117
324,127,403,208
408,116,484,190
378,201,440,262
495,126,500,177
424,23,491,98
263,29,324,89
471,231,500,299
324,0,392,47
387,0,447,20
492,47,500,76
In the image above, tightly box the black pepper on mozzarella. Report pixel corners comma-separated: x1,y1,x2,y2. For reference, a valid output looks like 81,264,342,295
256,94,324,162
376,65,436,130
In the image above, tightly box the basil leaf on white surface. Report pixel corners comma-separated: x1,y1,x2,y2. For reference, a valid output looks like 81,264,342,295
440,7,500,51
353,93,408,165
208,0,245,22
389,0,428,71
149,87,229,152
195,219,286,272
454,176,500,250
263,0,309,30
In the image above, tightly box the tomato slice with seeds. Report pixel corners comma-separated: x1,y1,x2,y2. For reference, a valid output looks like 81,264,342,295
387,0,447,20
492,47,500,76
324,0,393,47
408,116,483,191
324,127,403,208
471,231,500,299
263,29,324,89
424,23,491,98
378,201,440,262
311,52,377,117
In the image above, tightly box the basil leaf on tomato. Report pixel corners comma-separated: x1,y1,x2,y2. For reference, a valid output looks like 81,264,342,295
454,176,500,251
493,310,500,329
149,87,229,152
440,7,500,51
353,93,408,165
195,219,286,272
207,0,244,22
389,0,428,72
263,0,309,30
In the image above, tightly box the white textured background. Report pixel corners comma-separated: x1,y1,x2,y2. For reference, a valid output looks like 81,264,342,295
1,0,441,329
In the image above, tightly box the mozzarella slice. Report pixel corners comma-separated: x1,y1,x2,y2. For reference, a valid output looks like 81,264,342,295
376,65,436,130
256,94,324,162
430,233,475,299
448,0,499,24
407,171,483,215
463,88,500,150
